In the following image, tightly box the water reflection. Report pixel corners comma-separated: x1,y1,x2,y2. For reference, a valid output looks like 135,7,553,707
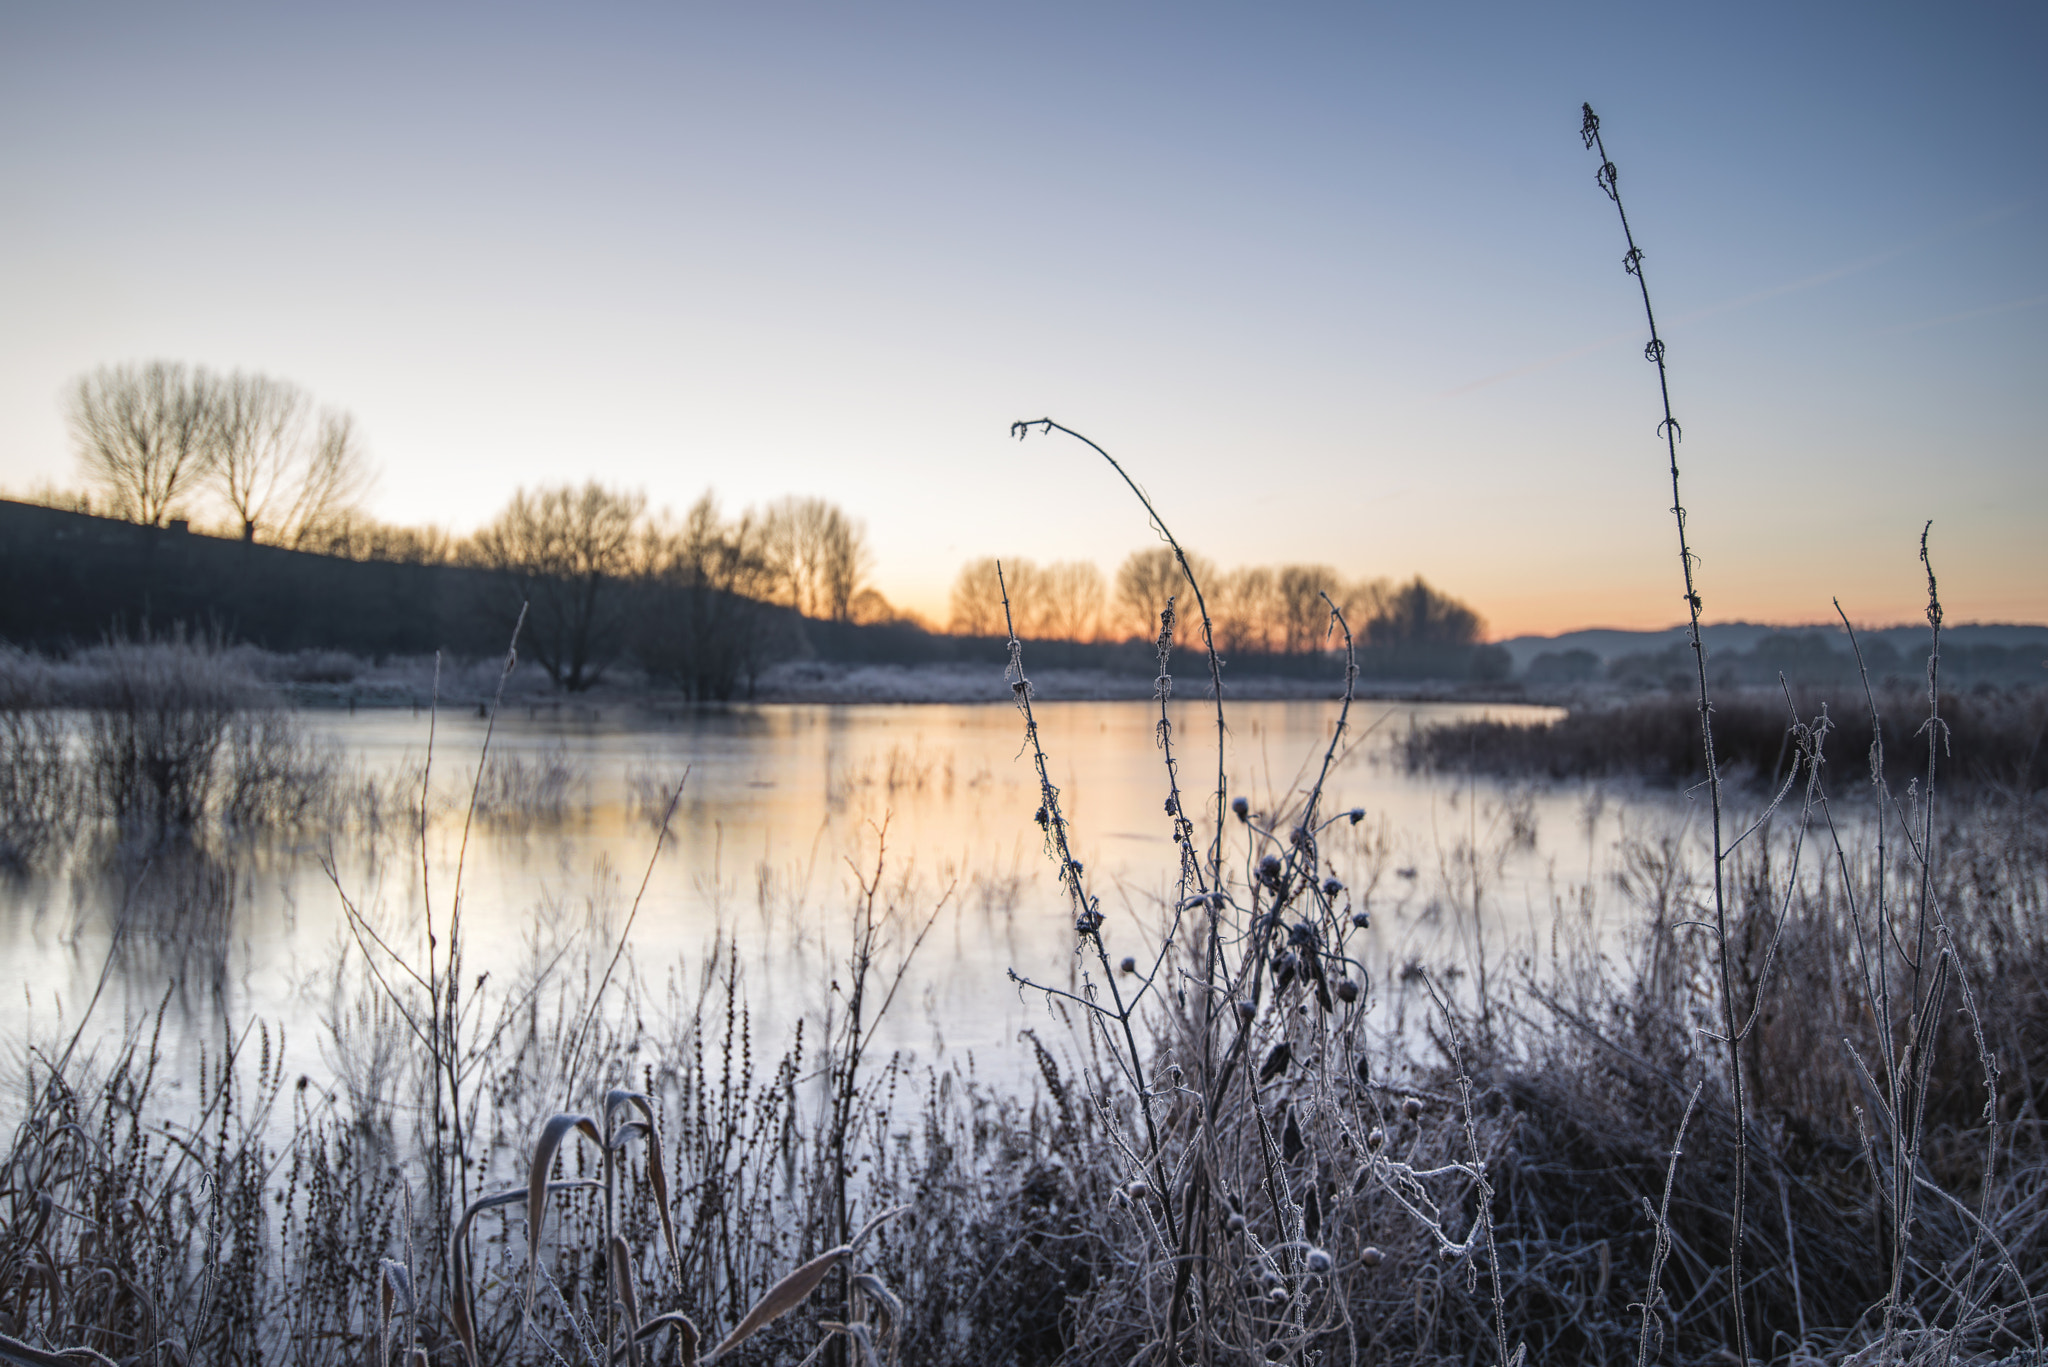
6,697,1693,1099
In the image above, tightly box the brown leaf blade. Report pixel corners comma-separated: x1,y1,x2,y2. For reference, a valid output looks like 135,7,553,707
525,1113,602,1319
700,1244,850,1364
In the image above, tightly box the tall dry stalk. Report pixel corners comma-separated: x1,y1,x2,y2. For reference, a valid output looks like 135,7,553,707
1579,103,1750,1365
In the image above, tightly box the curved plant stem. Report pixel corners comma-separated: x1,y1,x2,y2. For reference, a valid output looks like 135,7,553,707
1580,104,1748,1365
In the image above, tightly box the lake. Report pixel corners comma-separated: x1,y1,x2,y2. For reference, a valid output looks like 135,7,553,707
2,696,1698,1112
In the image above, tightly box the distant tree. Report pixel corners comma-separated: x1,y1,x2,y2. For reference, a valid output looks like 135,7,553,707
1033,561,1107,642
846,587,901,626
948,557,1013,636
466,482,647,691
947,558,1103,640
1365,577,1483,648
1212,567,1278,654
759,496,870,621
210,372,375,546
68,361,376,541
323,518,456,565
13,482,97,515
1113,547,1216,641
634,492,775,700
1273,564,1343,655
1336,577,1393,639
67,362,217,526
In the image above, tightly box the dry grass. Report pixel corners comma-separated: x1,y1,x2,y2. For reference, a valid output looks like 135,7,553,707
0,633,340,850
6,118,2045,1361
1401,686,2048,793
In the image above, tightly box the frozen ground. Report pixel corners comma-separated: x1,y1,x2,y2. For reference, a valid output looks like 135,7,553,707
253,650,1505,709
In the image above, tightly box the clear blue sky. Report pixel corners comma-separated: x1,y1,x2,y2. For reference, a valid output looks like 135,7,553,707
3,1,2041,634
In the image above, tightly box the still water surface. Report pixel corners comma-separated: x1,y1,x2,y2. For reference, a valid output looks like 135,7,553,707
3,699,1690,1102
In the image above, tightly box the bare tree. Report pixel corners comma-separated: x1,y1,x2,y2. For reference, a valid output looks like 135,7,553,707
759,496,870,621
67,362,217,526
1212,566,1279,654
290,413,376,546
948,557,1012,636
1274,564,1342,654
1112,546,1215,641
210,373,306,538
634,492,776,700
1034,561,1106,641
68,361,375,541
211,373,375,546
465,482,648,691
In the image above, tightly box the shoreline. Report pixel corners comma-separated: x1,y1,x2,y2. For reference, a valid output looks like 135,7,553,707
271,657,1542,712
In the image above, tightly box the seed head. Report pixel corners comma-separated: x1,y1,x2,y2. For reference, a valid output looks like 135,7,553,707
1127,1180,1151,1202
1402,1097,1423,1120
1236,998,1258,1024
1322,877,1343,897
1347,807,1365,824
1335,978,1359,1003
1305,1248,1333,1275
1119,956,1137,975
1232,796,1250,820
1351,910,1371,929
1226,1212,1247,1235
1266,1285,1290,1305
1361,1245,1384,1268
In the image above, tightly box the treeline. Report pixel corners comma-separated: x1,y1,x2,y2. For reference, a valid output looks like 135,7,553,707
950,548,1508,678
461,486,892,696
24,358,1516,692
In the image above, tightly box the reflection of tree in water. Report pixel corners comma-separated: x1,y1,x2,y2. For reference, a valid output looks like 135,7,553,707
73,833,241,1015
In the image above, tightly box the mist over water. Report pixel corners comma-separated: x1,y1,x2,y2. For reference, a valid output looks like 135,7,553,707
3,697,1701,1113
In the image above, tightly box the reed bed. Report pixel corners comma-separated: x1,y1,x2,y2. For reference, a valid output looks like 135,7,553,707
0,634,342,853
1402,686,2048,792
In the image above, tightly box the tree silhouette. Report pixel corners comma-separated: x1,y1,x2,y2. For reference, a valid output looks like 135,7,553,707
466,482,646,691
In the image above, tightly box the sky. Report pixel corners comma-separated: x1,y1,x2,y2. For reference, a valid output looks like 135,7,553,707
1,2,2042,638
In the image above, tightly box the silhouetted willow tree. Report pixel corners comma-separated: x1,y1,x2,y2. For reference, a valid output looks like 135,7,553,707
631,493,778,700
66,361,374,542
458,485,875,694
464,482,646,691
209,376,374,548
68,363,213,527
758,496,871,623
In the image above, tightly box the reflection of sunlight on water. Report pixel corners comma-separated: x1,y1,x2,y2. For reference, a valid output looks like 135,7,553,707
1,697,1756,1117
